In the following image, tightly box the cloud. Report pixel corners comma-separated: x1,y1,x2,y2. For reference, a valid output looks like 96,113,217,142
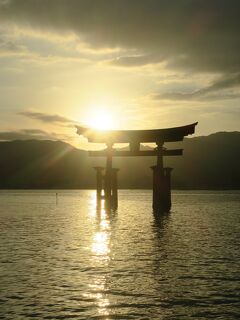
0,129,57,141
0,0,239,73
154,73,240,101
0,38,27,56
0,0,10,6
109,54,165,67
18,110,78,125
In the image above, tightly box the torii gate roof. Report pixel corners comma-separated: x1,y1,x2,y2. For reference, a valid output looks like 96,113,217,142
76,122,198,144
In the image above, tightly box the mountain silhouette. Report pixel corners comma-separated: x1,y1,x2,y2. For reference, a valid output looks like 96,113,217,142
0,132,239,189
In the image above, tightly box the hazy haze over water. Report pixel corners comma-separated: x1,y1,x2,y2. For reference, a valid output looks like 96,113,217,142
0,190,239,319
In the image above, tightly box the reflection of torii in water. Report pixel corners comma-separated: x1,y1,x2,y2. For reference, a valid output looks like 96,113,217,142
76,122,198,213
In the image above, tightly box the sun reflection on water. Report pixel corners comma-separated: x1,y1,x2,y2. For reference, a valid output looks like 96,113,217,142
84,195,115,318
92,231,110,257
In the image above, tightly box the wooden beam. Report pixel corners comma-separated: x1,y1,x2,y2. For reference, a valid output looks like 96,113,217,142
76,122,198,143
89,149,183,157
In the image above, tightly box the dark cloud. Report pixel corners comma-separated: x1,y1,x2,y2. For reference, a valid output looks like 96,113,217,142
154,73,240,101
18,110,78,125
0,0,239,73
0,129,57,141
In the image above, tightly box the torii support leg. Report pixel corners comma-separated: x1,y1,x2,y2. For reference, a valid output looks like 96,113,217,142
150,142,173,213
93,165,119,209
164,167,173,212
93,167,104,203
103,143,119,209
111,168,119,209
104,143,113,206
150,166,173,212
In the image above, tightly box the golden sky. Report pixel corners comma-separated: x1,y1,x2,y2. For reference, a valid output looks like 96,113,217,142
0,0,239,149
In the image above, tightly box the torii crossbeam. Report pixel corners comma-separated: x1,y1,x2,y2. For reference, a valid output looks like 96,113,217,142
76,122,198,212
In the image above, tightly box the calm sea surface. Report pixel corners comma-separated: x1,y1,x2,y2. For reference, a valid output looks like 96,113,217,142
0,190,239,319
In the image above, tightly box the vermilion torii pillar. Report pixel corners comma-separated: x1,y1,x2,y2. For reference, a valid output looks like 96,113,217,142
76,122,197,212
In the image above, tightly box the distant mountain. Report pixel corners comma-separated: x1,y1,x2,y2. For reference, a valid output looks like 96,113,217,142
165,132,240,189
0,140,93,189
0,132,239,189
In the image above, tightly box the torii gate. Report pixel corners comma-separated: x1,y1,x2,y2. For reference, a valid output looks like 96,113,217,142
76,122,197,212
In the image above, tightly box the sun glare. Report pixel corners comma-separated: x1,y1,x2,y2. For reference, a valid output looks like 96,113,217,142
86,110,114,130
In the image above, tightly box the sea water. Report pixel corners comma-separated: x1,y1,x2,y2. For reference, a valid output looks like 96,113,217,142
0,190,239,319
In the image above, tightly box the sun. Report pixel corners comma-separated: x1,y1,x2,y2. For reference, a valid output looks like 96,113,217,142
86,110,114,130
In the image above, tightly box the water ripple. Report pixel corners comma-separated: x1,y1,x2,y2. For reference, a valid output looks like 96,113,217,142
0,190,239,319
